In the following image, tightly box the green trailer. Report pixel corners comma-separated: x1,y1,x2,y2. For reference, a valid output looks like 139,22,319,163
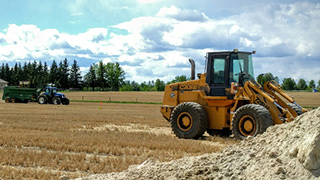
2,86,40,103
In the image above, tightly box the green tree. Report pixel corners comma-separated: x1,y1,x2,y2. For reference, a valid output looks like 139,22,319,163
167,75,189,85
59,58,70,88
11,63,21,85
257,73,279,85
69,60,82,88
49,60,59,86
96,61,107,90
155,79,165,91
105,62,125,91
282,78,296,90
308,80,316,89
84,65,97,91
296,78,307,90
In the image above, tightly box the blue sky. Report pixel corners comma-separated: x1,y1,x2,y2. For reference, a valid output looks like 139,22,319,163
0,0,320,84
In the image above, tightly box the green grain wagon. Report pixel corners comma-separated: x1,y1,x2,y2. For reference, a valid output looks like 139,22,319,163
2,86,40,103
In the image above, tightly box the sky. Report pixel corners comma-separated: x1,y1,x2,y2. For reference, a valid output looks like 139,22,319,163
0,0,319,84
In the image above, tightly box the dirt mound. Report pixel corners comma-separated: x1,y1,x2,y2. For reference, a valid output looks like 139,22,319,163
78,108,320,180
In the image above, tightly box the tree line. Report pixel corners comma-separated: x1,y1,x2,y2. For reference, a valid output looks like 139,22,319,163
0,59,81,89
0,60,319,92
257,73,320,91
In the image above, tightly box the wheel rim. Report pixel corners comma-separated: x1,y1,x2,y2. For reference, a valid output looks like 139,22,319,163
177,112,193,131
12,99,15,103
239,115,256,136
54,99,57,104
39,97,44,104
5,98,10,103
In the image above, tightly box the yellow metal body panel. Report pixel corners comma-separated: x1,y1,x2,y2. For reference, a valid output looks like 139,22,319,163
203,106,231,129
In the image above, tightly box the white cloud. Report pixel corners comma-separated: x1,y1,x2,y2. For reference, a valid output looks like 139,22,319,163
0,2,320,84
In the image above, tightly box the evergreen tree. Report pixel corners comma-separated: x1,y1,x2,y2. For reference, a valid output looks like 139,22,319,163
96,61,107,90
49,60,59,86
84,65,96,91
59,58,69,88
69,60,82,88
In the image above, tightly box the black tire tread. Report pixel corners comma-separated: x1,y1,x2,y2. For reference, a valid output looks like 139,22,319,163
287,103,303,116
232,104,273,140
38,95,48,104
52,97,61,105
170,102,208,139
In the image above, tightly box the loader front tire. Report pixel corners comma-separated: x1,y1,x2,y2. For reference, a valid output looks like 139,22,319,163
170,102,208,139
287,103,303,116
232,104,272,140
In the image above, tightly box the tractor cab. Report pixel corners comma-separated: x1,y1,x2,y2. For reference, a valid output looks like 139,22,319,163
44,87,62,97
205,49,254,97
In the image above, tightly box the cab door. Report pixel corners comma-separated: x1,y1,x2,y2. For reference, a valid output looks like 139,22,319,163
206,54,229,96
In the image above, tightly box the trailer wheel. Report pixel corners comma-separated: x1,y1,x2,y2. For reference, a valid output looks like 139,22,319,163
11,98,16,103
52,97,61,105
287,103,303,116
5,98,11,103
38,95,48,104
232,104,273,140
170,102,208,139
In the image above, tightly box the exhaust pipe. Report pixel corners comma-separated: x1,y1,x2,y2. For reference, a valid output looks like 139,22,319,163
189,58,195,80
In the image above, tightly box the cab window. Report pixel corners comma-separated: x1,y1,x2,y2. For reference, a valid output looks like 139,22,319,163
213,58,225,84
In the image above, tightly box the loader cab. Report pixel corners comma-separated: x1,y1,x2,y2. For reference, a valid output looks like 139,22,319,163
206,50,254,97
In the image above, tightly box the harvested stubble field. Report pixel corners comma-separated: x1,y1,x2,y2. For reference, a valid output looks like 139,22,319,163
0,92,236,179
63,91,163,103
0,91,319,179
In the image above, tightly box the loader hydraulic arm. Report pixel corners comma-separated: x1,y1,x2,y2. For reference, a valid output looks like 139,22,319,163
242,80,295,123
264,81,307,113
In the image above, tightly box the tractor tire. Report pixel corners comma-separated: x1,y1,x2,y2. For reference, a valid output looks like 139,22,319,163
38,95,48,104
287,103,303,116
52,97,61,105
5,98,11,103
207,129,231,137
232,104,273,140
170,102,208,139
62,98,70,105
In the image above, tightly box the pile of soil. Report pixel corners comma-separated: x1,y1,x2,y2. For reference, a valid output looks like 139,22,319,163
79,108,320,180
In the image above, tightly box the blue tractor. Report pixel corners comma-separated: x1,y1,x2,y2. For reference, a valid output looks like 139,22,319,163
37,86,70,105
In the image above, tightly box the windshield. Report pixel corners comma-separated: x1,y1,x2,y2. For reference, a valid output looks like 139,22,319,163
229,53,254,85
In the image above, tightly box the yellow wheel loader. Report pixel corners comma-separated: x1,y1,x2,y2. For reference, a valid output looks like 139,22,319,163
160,49,306,139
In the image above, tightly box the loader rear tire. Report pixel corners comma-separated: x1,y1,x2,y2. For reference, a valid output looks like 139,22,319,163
232,104,273,140
287,103,303,116
170,102,208,139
